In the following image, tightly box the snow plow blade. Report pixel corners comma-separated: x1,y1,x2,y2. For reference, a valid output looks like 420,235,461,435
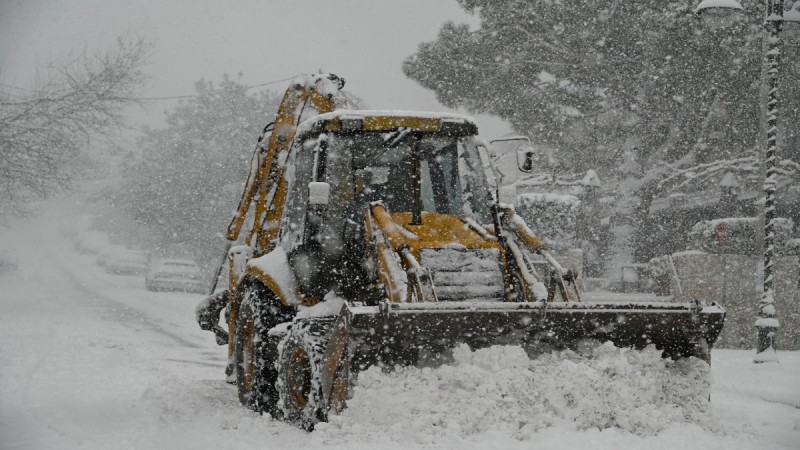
304,299,725,424
328,300,725,371
285,299,726,429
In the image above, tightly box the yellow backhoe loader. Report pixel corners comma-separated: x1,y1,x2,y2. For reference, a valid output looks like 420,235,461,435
196,73,725,430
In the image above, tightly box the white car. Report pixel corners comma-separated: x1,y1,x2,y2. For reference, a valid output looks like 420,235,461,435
74,231,110,255
96,245,127,268
146,259,205,293
106,250,149,276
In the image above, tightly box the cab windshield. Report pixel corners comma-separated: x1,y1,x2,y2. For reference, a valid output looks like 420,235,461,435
331,132,492,223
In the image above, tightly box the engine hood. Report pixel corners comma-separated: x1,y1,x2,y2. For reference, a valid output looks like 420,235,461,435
388,212,501,256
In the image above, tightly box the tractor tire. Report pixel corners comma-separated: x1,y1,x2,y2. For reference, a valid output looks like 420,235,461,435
234,282,294,416
328,344,350,415
276,318,335,431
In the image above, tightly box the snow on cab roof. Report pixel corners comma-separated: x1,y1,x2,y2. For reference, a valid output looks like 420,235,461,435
317,109,477,122
296,109,479,138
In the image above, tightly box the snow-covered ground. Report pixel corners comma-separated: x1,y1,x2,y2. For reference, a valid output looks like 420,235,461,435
1,198,798,450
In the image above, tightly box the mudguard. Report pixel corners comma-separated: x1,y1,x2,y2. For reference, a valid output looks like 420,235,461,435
245,246,302,307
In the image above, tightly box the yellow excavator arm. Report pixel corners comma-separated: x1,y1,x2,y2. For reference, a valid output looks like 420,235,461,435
226,73,345,244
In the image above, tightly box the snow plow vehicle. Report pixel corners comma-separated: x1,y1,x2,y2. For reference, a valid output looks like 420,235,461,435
196,73,725,430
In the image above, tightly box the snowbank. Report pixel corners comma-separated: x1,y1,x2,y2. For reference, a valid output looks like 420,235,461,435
515,193,580,246
315,343,714,446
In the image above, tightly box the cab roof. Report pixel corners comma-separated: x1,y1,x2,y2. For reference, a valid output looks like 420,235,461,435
296,109,479,139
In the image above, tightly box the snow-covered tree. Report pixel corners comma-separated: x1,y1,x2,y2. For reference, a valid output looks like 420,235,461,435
407,1,800,275
119,75,282,264
403,0,799,175
0,37,150,214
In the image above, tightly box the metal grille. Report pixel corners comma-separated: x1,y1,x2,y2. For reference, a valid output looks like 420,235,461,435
419,248,505,302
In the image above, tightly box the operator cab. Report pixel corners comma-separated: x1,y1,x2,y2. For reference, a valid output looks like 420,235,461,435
281,111,492,300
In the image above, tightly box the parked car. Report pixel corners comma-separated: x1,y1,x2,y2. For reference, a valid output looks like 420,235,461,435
146,259,205,293
74,231,110,255
106,250,149,276
0,255,18,275
96,245,127,268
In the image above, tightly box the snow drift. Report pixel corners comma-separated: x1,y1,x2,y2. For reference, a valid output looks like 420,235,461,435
315,342,713,445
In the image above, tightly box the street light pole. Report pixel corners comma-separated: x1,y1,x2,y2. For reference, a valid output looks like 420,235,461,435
754,0,784,363
695,0,800,362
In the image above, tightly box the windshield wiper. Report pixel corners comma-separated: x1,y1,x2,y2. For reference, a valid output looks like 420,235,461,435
360,128,413,168
383,127,411,148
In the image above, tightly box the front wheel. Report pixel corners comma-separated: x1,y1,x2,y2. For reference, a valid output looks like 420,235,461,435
276,318,335,430
234,283,294,415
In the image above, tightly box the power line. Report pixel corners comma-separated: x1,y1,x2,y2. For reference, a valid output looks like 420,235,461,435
0,83,34,101
134,94,195,100
250,76,298,88
1,75,300,104
0,82,32,92
112,75,300,101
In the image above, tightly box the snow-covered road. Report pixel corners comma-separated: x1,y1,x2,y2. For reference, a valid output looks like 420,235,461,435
1,198,798,450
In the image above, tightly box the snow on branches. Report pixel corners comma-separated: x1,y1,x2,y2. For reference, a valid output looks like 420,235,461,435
0,36,151,214
654,148,800,195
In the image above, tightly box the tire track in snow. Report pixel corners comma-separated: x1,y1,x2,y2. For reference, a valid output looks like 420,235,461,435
161,358,224,368
50,253,202,349
21,197,204,351
715,386,800,409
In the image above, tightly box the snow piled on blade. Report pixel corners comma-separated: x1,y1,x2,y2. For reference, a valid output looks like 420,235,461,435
315,343,714,445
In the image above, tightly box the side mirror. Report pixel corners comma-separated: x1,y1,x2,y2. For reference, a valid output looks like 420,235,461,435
308,182,330,207
489,136,537,177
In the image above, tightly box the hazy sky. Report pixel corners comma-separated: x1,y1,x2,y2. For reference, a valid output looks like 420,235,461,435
0,0,511,138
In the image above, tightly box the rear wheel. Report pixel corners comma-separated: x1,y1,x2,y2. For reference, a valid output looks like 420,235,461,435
234,283,294,415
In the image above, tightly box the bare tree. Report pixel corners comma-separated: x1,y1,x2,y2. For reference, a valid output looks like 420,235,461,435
0,36,151,214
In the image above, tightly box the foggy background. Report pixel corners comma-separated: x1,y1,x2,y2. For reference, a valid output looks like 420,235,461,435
1,3,800,448
0,0,512,139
